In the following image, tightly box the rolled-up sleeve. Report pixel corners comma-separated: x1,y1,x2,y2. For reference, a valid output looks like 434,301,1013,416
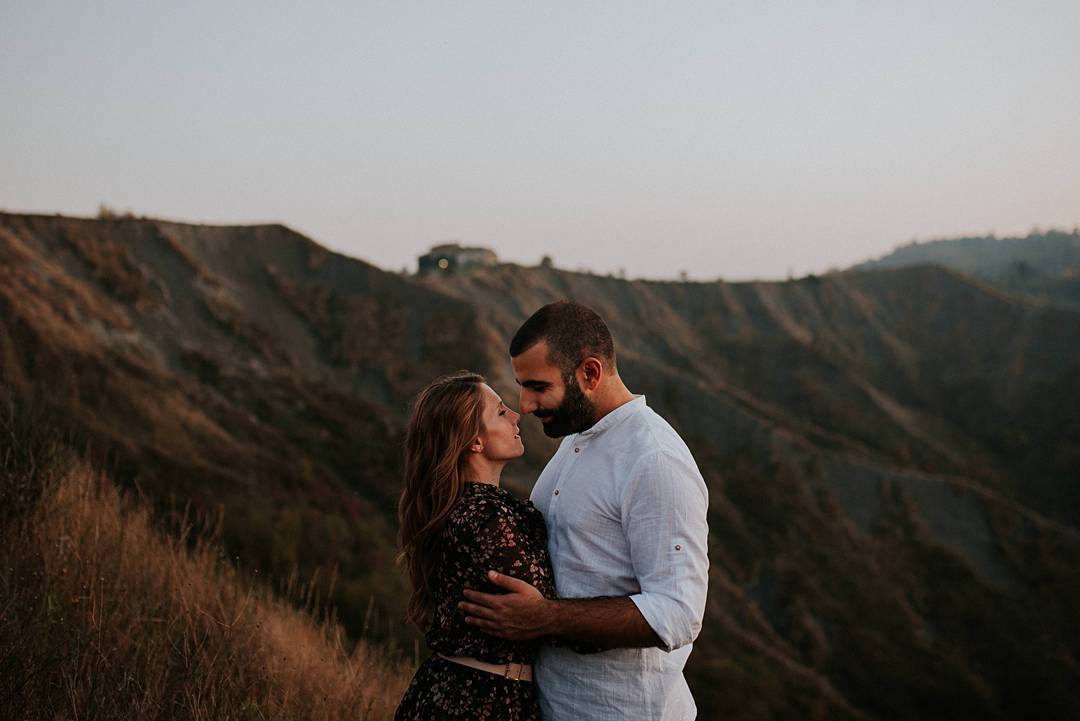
623,450,709,652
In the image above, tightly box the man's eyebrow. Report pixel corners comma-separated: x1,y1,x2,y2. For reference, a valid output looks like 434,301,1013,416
521,380,550,390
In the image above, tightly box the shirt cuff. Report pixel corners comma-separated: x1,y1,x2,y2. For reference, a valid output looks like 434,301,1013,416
629,592,689,653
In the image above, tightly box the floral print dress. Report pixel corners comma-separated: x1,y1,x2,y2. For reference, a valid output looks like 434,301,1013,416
395,481,556,721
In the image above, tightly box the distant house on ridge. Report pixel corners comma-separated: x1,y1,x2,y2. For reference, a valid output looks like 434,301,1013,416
417,243,497,275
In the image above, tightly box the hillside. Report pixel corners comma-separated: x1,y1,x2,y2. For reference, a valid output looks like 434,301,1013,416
428,262,1080,718
0,396,410,720
0,212,495,642
428,262,1080,526
853,229,1080,308
2,211,1079,719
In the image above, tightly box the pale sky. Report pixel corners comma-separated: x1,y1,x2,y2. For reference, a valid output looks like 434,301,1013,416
2,1,1078,280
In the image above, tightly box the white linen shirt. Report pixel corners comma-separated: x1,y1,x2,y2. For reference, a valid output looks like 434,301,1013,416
529,395,709,721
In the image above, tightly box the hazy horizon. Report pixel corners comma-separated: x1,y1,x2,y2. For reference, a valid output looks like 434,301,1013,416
3,1,1078,280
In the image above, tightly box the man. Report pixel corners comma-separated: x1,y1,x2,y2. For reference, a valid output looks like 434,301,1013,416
459,300,710,720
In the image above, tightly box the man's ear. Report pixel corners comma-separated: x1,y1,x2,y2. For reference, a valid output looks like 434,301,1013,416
580,357,603,391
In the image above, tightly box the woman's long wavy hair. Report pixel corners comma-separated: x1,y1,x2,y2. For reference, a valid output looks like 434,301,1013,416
397,370,487,629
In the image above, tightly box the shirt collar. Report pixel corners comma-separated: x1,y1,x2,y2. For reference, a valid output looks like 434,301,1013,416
578,394,646,439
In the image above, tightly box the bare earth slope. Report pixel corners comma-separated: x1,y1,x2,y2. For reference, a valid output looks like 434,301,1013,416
2,212,1078,720
429,264,1080,719
0,212,496,635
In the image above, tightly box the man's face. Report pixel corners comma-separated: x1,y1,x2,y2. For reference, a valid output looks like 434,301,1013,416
511,341,597,438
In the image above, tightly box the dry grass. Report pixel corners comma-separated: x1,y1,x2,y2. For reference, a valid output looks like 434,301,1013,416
0,450,412,720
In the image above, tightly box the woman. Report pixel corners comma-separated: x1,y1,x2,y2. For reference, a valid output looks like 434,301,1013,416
395,370,555,720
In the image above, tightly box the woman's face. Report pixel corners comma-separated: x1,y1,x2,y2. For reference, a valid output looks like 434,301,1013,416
477,383,524,461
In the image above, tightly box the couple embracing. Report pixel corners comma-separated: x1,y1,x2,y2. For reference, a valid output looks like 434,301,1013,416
395,301,710,720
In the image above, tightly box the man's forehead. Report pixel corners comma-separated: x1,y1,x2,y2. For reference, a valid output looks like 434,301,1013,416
510,341,561,382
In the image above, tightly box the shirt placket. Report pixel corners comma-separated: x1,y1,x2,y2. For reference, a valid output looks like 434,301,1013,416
549,437,586,561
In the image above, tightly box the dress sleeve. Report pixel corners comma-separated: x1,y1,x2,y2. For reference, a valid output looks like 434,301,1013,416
469,502,609,654
466,501,554,598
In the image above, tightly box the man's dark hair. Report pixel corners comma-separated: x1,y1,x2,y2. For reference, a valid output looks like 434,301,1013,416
509,300,616,372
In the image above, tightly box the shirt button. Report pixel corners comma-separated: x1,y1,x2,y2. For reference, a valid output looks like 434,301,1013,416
554,490,560,495
574,447,580,453
674,544,682,551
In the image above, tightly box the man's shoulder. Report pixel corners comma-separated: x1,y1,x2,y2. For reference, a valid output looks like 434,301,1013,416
620,405,695,460
617,409,706,492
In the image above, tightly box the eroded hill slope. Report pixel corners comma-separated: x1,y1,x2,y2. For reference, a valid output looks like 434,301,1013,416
2,212,1078,719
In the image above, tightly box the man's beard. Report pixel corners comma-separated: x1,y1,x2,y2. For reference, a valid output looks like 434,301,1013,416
535,370,597,438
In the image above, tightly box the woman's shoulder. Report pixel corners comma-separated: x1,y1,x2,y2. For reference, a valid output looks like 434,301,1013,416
449,483,514,525
447,483,540,535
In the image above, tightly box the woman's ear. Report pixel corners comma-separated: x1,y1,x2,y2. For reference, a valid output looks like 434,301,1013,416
469,436,484,454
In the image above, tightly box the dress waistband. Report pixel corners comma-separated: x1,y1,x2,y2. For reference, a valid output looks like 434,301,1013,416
437,654,533,682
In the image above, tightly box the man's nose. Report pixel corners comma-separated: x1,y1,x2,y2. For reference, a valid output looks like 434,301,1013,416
518,393,537,415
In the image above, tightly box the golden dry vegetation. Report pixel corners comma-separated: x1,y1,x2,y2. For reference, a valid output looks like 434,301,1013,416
0,404,412,720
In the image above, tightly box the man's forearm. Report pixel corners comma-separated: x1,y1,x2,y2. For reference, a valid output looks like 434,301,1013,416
539,596,663,649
